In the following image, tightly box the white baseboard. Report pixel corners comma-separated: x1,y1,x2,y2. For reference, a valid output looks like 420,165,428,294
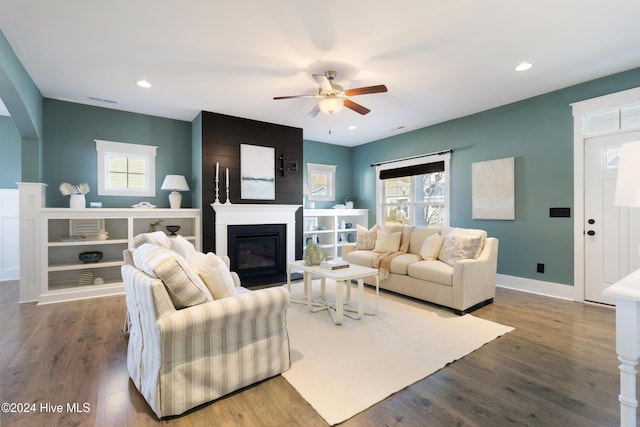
496,274,575,301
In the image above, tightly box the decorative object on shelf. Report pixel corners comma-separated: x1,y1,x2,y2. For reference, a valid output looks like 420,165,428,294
79,251,103,263
96,229,109,240
340,219,346,229
344,196,358,209
148,220,164,232
61,235,84,242
166,225,181,236
89,202,102,208
132,202,156,209
345,223,353,229
59,182,90,209
614,140,640,255
303,241,325,266
161,175,190,209
70,219,104,240
93,277,104,286
78,269,93,285
347,233,355,243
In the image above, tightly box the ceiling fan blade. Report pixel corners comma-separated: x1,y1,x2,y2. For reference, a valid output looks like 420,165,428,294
343,99,371,115
273,94,316,100
344,85,388,96
313,74,333,92
307,104,321,118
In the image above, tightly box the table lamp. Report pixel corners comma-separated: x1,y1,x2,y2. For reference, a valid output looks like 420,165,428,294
161,175,190,209
614,140,640,254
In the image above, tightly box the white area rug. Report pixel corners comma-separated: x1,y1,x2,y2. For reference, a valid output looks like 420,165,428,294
282,280,514,425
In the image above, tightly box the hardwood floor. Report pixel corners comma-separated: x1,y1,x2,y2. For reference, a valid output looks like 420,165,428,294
0,280,629,426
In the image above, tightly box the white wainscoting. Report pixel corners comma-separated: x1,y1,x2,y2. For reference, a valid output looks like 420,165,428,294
0,188,19,281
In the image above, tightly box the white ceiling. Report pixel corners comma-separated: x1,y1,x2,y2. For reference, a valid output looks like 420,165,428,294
1,1,639,146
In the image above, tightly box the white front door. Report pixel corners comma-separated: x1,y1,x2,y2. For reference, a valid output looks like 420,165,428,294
584,131,640,304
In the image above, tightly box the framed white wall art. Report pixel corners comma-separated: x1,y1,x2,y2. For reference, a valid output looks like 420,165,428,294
240,144,275,200
472,157,515,220
307,163,336,201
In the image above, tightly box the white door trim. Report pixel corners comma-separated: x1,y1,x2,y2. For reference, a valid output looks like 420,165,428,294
572,86,640,302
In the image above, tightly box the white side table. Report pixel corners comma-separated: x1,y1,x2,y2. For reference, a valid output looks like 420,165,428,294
603,268,640,427
286,260,379,325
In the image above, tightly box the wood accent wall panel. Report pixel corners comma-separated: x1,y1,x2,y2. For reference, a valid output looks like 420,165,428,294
200,111,303,259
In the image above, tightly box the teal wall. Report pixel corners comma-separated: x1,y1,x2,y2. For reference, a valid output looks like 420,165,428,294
0,116,21,187
0,30,43,182
43,99,192,208
344,67,640,286
302,140,354,209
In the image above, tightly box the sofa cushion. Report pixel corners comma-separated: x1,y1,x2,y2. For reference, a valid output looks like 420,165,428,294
170,235,196,259
133,243,213,309
356,224,378,250
374,230,402,253
408,227,441,254
438,228,487,267
408,260,453,286
419,233,445,260
344,250,378,268
188,251,237,299
389,253,422,275
133,231,171,249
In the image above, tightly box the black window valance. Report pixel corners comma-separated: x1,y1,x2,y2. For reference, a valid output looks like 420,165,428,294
379,160,445,180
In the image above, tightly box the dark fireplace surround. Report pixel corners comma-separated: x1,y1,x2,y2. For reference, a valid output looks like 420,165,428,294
227,224,287,287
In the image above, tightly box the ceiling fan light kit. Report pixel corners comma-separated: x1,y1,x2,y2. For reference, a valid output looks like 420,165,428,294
274,70,387,117
319,96,343,114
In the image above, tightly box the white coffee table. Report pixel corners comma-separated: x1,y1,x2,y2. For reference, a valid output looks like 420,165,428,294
286,260,379,325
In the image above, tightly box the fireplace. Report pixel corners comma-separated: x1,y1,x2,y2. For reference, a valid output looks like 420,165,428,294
228,224,286,286
211,204,301,287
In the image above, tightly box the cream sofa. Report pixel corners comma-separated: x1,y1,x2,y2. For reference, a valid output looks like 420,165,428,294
342,225,498,314
121,232,290,418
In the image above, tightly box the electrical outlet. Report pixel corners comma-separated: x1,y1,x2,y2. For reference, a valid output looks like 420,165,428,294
537,263,545,273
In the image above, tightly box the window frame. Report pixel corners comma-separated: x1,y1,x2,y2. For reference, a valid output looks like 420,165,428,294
375,152,450,227
95,139,158,197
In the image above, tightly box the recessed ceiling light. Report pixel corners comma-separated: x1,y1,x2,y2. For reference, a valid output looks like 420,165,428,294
515,62,533,72
348,125,357,130
136,80,152,88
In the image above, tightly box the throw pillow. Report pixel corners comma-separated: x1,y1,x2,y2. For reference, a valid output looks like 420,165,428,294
438,229,487,267
356,224,378,250
373,230,402,253
419,233,444,260
133,243,213,309
170,235,196,259
188,251,237,299
133,231,171,249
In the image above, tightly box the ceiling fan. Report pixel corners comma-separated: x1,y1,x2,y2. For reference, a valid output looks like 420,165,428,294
273,70,388,117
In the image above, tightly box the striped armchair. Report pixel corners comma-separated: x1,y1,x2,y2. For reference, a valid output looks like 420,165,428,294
122,248,291,418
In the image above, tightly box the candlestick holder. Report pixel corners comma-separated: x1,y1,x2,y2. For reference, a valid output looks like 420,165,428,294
225,184,232,204
212,177,221,205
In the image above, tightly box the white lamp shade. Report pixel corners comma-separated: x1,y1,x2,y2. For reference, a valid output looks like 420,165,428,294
614,141,640,207
161,175,190,192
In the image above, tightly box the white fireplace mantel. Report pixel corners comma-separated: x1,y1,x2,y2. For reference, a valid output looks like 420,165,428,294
211,204,302,262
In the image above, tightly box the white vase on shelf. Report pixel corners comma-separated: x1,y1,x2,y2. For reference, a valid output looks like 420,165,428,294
70,194,86,209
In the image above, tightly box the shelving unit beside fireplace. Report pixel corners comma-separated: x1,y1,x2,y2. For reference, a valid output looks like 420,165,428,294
303,209,368,259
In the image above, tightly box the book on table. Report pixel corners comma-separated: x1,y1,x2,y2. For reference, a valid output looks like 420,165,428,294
320,259,350,270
